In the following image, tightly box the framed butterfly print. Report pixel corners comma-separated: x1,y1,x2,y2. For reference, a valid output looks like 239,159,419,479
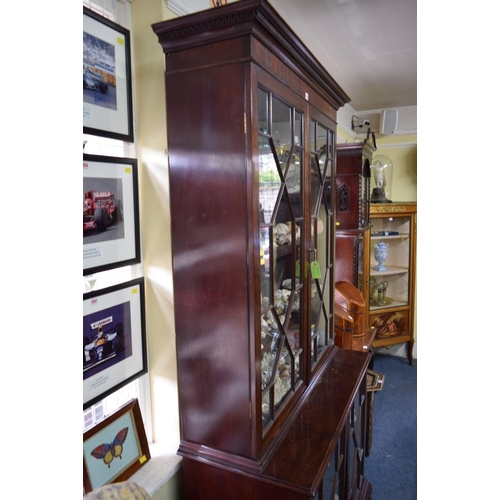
83,398,150,493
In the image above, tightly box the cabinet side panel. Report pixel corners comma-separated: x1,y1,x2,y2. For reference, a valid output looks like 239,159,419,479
335,234,357,285
335,175,361,230
166,64,253,456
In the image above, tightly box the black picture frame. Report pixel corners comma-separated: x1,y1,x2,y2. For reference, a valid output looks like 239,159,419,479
83,278,147,410
83,398,151,493
83,7,134,142
83,154,141,276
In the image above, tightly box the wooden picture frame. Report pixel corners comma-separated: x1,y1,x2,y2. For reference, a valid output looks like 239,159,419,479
83,398,150,493
83,7,134,142
83,278,147,410
83,154,141,276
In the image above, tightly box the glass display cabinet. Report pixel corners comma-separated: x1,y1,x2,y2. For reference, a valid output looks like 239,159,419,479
153,1,372,498
361,203,417,364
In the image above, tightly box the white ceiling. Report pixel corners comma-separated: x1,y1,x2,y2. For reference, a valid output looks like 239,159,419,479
168,0,417,132
267,0,417,112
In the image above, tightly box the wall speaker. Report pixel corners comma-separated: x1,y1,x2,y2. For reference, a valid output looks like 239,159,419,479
380,109,398,134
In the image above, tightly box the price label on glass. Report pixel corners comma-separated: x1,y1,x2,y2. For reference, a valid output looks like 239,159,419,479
311,261,321,280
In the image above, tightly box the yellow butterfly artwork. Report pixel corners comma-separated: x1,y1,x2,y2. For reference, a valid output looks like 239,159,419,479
90,427,129,468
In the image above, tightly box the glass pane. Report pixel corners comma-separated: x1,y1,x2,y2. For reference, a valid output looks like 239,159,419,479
310,278,323,364
318,200,331,271
369,215,411,309
262,388,272,428
310,120,316,151
294,351,302,386
326,131,334,214
275,284,289,327
272,96,292,172
310,153,322,217
258,87,269,134
319,202,332,355
294,110,303,146
328,130,334,168
260,226,271,306
310,220,330,364
309,119,335,368
286,148,302,218
259,136,281,225
284,286,301,389
261,308,281,385
274,220,301,326
274,347,292,411
323,158,333,213
295,220,302,289
317,124,327,154
260,90,304,432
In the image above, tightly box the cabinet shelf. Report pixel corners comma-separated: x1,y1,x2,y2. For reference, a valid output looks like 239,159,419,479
371,234,409,242
359,265,409,278
370,265,409,276
370,299,407,310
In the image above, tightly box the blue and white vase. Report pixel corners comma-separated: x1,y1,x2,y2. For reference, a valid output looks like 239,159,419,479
373,241,389,271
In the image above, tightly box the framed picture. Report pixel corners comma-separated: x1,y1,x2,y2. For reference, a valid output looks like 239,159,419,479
83,154,141,276
83,398,150,493
83,7,134,142
84,278,147,410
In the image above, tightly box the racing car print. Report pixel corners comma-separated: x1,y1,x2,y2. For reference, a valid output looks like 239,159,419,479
83,190,120,233
83,67,109,94
84,322,124,371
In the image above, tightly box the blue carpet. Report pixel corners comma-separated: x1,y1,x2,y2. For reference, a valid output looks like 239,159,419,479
364,353,417,500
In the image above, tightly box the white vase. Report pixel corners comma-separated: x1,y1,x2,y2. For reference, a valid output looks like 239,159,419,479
373,241,389,271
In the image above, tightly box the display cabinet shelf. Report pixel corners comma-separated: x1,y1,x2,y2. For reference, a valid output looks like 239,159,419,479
370,266,408,276
371,234,410,242
370,300,407,310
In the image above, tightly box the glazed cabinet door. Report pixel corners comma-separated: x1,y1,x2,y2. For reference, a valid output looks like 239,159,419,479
370,215,411,310
308,111,337,373
366,203,416,364
257,80,307,438
255,71,338,443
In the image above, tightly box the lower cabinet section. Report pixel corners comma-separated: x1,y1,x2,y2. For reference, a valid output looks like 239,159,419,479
180,349,372,500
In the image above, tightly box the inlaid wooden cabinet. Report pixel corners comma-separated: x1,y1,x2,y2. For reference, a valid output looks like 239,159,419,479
153,1,372,498
361,202,417,364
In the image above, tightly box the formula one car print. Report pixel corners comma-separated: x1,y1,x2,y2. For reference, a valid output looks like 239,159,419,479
83,68,109,94
84,322,124,372
83,190,120,233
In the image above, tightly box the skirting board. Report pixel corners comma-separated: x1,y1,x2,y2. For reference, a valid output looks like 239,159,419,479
374,342,417,359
